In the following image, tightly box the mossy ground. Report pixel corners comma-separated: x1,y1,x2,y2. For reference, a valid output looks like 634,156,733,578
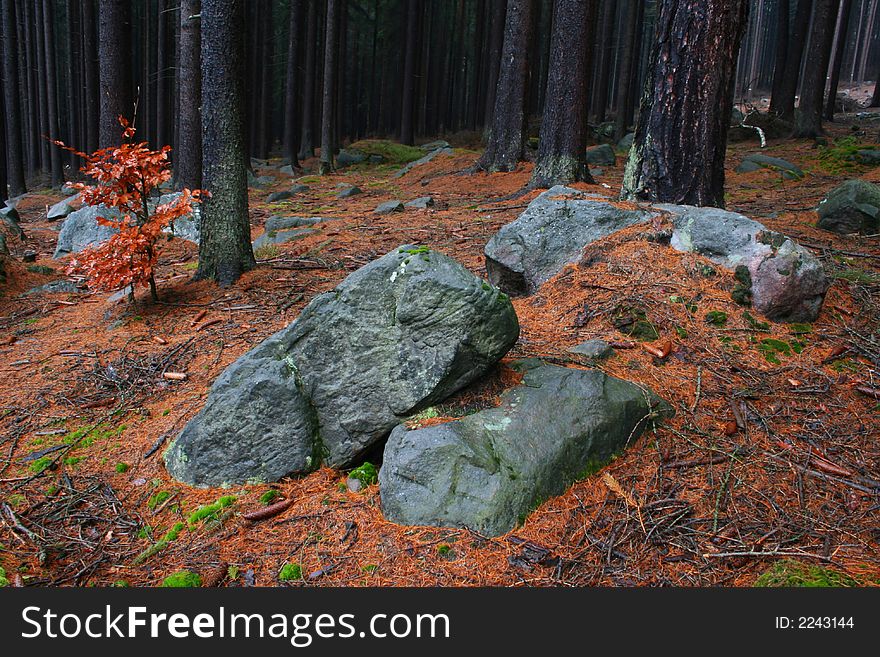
754,560,863,587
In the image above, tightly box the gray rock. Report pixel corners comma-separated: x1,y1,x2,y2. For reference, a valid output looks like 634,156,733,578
152,192,201,243
248,172,274,188
164,245,519,487
664,204,829,322
735,153,804,179
585,144,616,166
568,339,614,360
380,361,668,536
267,190,293,202
279,164,296,175
290,184,310,194
0,233,7,256
337,186,362,199
47,198,75,221
419,140,451,151
816,179,880,235
617,133,635,151
374,200,404,214
54,204,122,257
368,154,385,164
265,215,329,232
484,186,653,295
856,149,880,166
589,167,604,177
60,184,78,196
336,149,368,167
393,147,454,178
1,205,23,239
404,196,434,209
346,477,364,493
731,107,745,125
25,280,83,295
252,228,318,251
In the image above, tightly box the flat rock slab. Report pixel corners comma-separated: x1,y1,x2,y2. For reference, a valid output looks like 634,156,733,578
816,179,880,235
393,147,454,178
252,227,318,250
663,204,828,322
375,200,404,214
380,361,669,536
568,339,614,360
25,280,83,295
337,186,363,199
405,196,434,209
484,185,654,295
164,245,520,487
265,215,331,232
735,153,804,179
47,197,76,221
267,190,293,202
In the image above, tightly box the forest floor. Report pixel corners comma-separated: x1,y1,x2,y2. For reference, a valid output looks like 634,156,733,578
1,117,879,588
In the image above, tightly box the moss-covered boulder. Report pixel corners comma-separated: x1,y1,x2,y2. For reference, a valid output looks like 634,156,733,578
816,179,880,235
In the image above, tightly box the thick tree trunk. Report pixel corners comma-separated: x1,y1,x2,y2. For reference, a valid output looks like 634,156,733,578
622,0,749,208
298,0,317,160
197,0,254,286
82,0,99,153
256,1,272,159
35,0,50,173
474,0,533,173
175,0,201,189
98,0,133,147
823,0,852,120
769,0,789,112
156,0,172,148
793,0,839,138
282,0,301,164
613,0,640,141
22,0,39,173
771,0,811,119
482,0,506,131
530,0,596,188
319,0,338,174
592,0,615,122
1,0,26,195
399,0,420,145
42,0,63,186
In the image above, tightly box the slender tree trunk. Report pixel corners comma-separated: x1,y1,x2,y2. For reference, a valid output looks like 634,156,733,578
197,0,254,286
399,0,420,145
42,0,63,186
871,58,880,106
823,0,852,120
530,0,596,188
793,0,839,137
0,93,6,202
593,0,615,122
298,0,317,160
474,0,533,173
175,0,201,189
65,0,81,170
622,0,750,208
2,0,26,195
82,0,99,153
22,0,39,173
770,0,789,112
613,0,640,141
157,0,171,148
319,0,338,174
282,0,301,164
482,0,506,132
35,0,50,173
98,0,133,146
257,1,272,159
772,0,811,119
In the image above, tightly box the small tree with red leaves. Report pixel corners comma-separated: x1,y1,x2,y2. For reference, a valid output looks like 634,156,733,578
55,117,203,302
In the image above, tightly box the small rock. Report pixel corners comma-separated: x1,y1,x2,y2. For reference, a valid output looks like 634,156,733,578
855,149,880,166
419,140,451,151
22,250,37,263
252,227,318,251
47,199,74,221
393,147,454,178
345,477,363,493
337,186,362,199
735,153,804,179
60,184,78,196
336,149,368,167
267,190,293,202
816,179,880,235
585,144,616,166
568,339,614,360
617,133,635,151
404,196,434,209
290,184,310,194
589,167,604,177
25,280,83,295
279,164,296,175
374,200,404,214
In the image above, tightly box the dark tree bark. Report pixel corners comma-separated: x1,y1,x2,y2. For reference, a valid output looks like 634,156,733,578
282,0,301,164
592,0,615,122
769,0,789,112
21,0,39,173
42,0,63,186
65,0,81,170
298,0,317,160
319,0,339,174
793,0,839,137
156,0,172,148
530,0,596,188
0,93,6,202
823,0,852,120
613,0,640,141
256,1,272,159
34,0,50,172
1,0,26,195
399,0,420,145
175,0,201,189
622,0,749,208
82,0,99,153
872,60,880,106
771,0,811,119
197,0,254,286
482,0,506,130
98,0,133,147
474,0,533,173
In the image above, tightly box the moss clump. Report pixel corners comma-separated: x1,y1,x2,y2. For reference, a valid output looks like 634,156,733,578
437,544,454,558
612,306,659,341
754,559,861,587
187,495,236,526
133,522,185,565
705,310,728,326
743,311,770,332
362,564,378,573
62,423,125,449
577,454,617,479
26,265,55,275
160,570,202,588
349,139,424,164
817,136,876,174
111,580,130,587
147,490,171,510
0,566,8,587
115,462,129,473
348,462,378,487
259,489,281,505
758,338,792,364
29,456,53,474
731,265,753,306
788,323,812,335
278,563,303,582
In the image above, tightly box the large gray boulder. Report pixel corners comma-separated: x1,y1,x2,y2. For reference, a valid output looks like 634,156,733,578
484,186,653,295
53,204,121,257
585,144,616,166
816,179,880,235
153,192,200,243
336,149,368,167
664,204,828,322
380,360,669,536
47,197,77,221
164,245,520,487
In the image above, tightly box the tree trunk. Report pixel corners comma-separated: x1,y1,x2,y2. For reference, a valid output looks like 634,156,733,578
530,0,596,188
298,0,317,160
197,0,254,286
42,0,63,186
21,0,39,173
474,0,533,173
175,0,201,189
823,0,852,120
319,0,338,174
482,0,506,131
156,0,172,148
282,0,301,164
622,0,749,208
98,0,133,147
769,0,789,112
82,0,99,153
35,0,50,173
771,0,811,119
65,0,81,170
793,0,839,137
256,1,272,159
613,0,640,141
399,0,420,145
592,0,615,122
1,0,26,195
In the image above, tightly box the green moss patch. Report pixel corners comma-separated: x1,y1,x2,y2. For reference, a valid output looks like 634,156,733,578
348,139,424,164
259,489,281,505
348,462,378,487
705,310,728,326
187,495,236,526
754,559,861,587
160,570,202,588
279,562,303,582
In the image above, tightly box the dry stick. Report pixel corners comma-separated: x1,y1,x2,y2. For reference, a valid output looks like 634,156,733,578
703,550,831,560
690,365,702,413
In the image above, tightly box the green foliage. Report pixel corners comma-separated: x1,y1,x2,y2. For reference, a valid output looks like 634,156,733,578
115,462,130,473
29,456,53,474
255,243,281,260
833,267,880,285
111,580,130,587
187,495,236,526
817,137,877,174
160,570,202,588
278,563,303,582
437,544,454,558
349,139,424,164
259,489,282,505
0,566,8,587
361,564,378,573
757,338,792,364
754,559,861,587
348,462,378,487
704,311,728,327
147,490,171,510
743,311,770,332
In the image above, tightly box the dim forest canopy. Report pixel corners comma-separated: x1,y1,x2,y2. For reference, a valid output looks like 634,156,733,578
2,0,880,589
